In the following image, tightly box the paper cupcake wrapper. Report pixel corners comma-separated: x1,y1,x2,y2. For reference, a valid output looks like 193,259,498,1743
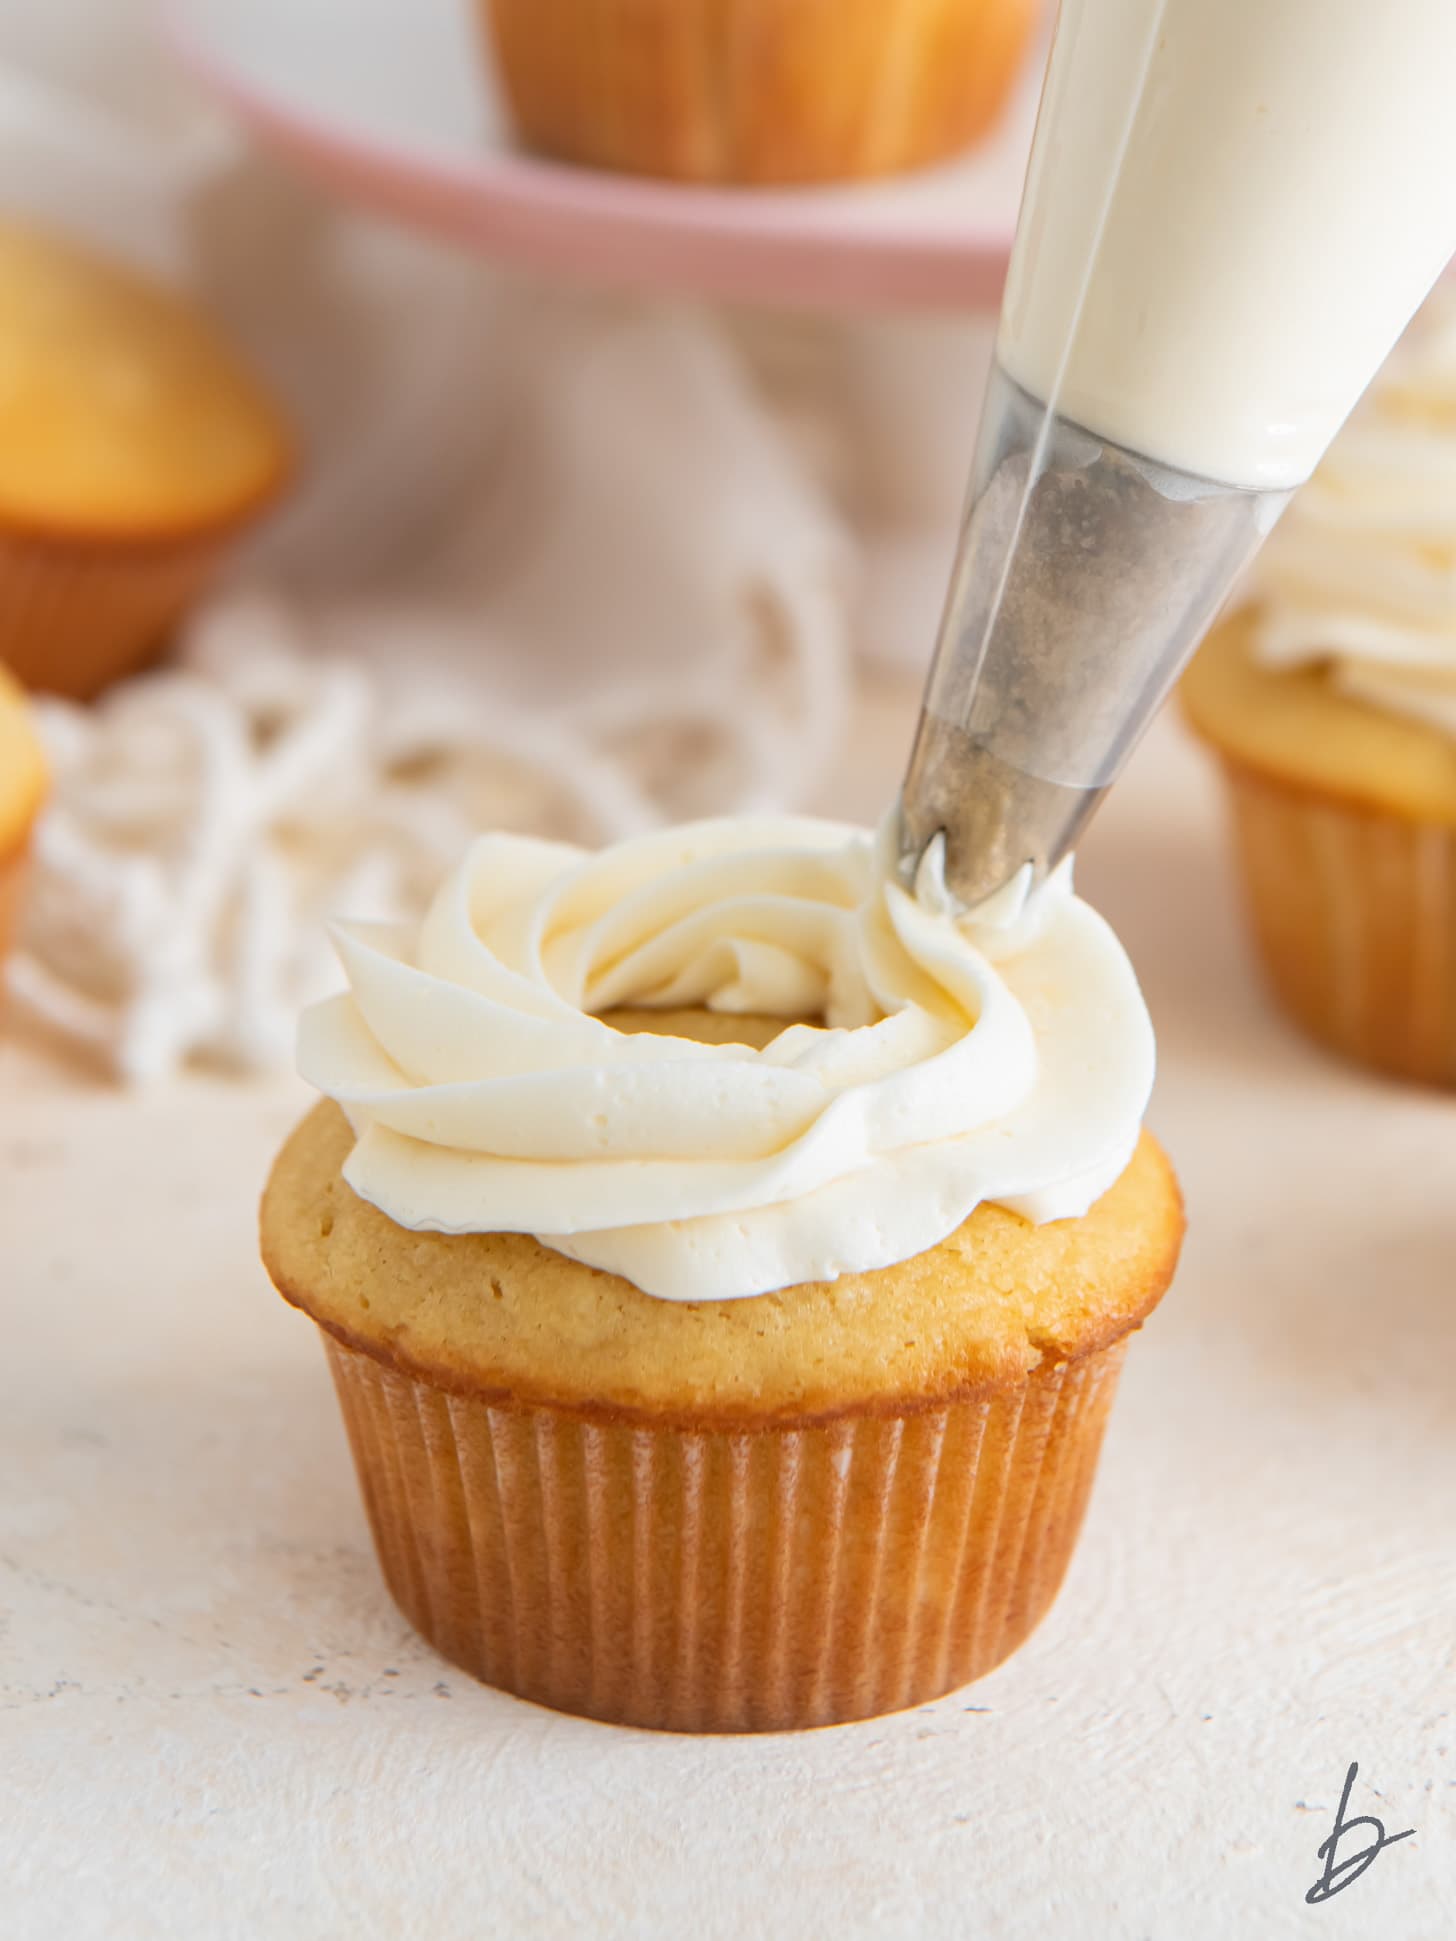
482,0,1036,184
0,835,30,967
323,1328,1128,1732
1221,759,1456,1085
0,527,233,700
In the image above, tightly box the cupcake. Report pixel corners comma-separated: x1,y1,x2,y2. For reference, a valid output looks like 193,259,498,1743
0,664,46,967
481,0,1039,185
262,816,1181,1730
1184,295,1456,1084
0,221,291,700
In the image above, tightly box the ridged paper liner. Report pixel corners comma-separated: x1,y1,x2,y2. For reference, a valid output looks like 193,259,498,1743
0,835,29,968
0,527,233,699
482,0,1037,185
323,1329,1128,1732
1221,758,1456,1085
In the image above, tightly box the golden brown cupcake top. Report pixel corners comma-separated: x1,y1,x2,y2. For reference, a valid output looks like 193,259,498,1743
1183,606,1456,824
0,664,46,851
0,221,290,542
262,1094,1182,1428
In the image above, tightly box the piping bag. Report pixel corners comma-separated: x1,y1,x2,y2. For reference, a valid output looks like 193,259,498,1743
899,0,1456,909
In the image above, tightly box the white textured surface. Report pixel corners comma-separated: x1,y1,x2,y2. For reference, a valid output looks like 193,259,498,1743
4,683,1455,1939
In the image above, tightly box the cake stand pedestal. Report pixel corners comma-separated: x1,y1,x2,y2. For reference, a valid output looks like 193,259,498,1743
164,0,1037,313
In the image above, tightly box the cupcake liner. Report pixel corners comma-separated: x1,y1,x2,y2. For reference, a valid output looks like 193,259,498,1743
0,835,30,967
1220,757,1456,1084
482,0,1037,185
322,1328,1129,1732
0,525,234,700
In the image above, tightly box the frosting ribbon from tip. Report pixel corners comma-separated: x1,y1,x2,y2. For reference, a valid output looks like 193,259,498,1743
299,811,1154,1301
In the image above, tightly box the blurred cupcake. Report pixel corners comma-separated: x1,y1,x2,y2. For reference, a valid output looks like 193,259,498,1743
0,664,46,967
262,816,1182,1731
0,221,291,700
481,0,1039,185
1184,293,1456,1083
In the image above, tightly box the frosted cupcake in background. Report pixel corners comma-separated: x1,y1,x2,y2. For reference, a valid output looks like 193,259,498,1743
1183,290,1456,1084
261,815,1183,1732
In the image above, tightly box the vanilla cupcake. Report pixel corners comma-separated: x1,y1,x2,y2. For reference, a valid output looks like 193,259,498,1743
1184,293,1456,1083
0,221,291,700
481,0,1039,185
0,665,45,966
261,816,1181,1731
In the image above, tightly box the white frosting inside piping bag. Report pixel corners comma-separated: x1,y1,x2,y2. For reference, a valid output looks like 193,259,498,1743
1252,291,1456,737
298,815,1154,1303
1000,0,1456,489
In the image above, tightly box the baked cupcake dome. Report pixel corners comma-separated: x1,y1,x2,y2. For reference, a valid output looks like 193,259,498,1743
0,221,291,699
482,0,1039,185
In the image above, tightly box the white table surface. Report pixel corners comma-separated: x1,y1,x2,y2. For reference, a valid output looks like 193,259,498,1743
4,678,1454,1940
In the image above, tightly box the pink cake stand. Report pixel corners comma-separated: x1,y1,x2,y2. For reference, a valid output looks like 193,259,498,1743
165,0,1037,313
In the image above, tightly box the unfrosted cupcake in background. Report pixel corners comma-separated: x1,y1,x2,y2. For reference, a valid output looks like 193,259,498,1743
1184,291,1456,1084
262,814,1182,1732
0,665,46,970
0,221,291,700
481,0,1039,184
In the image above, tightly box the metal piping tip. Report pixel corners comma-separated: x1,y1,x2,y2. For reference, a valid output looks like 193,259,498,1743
897,365,1287,913
898,708,1106,912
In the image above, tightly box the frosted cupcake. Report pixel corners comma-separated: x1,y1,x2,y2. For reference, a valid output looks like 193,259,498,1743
1184,294,1456,1083
261,816,1182,1730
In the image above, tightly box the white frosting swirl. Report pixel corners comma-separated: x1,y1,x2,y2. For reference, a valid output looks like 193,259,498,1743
1253,290,1456,734
298,816,1154,1303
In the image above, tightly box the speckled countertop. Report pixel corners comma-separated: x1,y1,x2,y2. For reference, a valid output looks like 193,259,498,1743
4,683,1454,1940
